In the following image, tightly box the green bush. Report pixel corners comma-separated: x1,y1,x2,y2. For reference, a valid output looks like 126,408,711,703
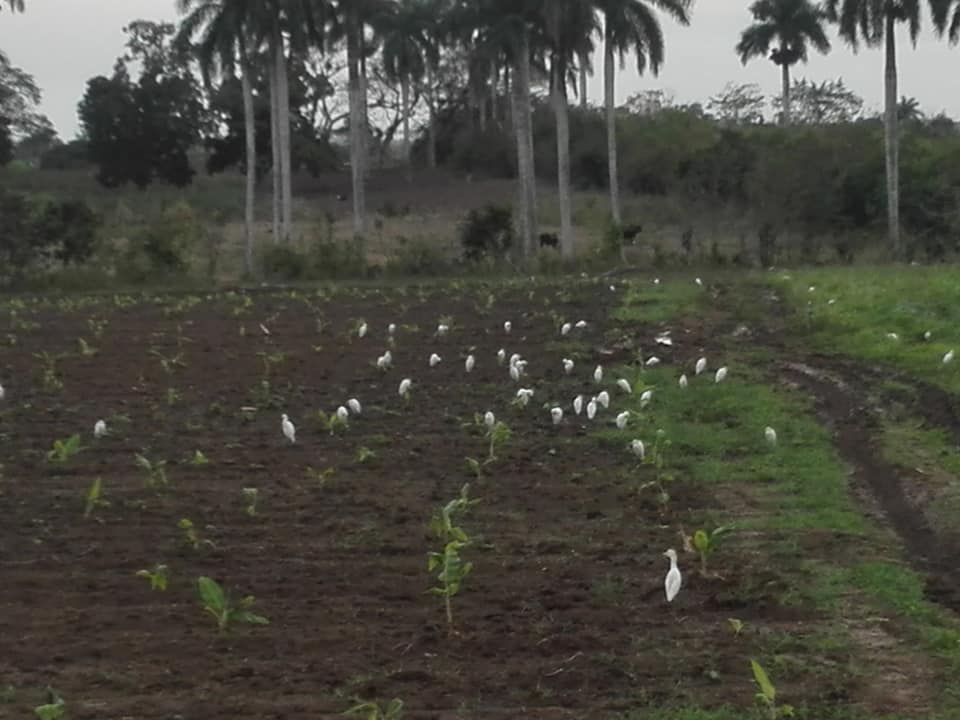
460,205,514,262
117,201,200,283
261,245,310,281
386,237,455,276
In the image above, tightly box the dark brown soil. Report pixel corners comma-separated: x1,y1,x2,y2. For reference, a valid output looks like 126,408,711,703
0,281,796,720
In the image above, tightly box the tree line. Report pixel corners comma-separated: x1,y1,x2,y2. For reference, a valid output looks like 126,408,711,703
4,0,960,273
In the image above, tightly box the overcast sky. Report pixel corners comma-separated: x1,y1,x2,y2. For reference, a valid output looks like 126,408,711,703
2,0,960,139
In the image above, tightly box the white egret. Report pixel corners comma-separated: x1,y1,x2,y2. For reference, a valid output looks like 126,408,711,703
497,348,507,365
336,406,350,423
348,398,362,415
640,389,653,408
573,395,584,415
944,350,955,365
597,390,610,409
509,364,521,382
282,414,296,444
655,333,673,346
561,322,572,336
646,356,661,367
617,378,632,394
465,354,476,373
437,323,449,337
0,382,5,400
563,358,575,375
484,411,496,428
679,374,688,389
695,357,707,375
715,367,728,383
886,332,899,341
259,323,271,336
587,398,598,420
376,354,389,370
509,353,521,367
504,320,512,334
653,278,661,285
94,419,107,438
388,323,396,336
924,330,932,341
516,388,534,407
616,411,630,429
429,353,442,367
695,277,703,287
594,365,603,383
575,320,588,329
765,426,777,446
631,439,645,460
358,322,368,338
398,378,412,398
551,407,564,425
663,549,682,603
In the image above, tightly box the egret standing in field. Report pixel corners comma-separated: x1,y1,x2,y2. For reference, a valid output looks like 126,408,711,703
348,398,362,415
336,406,350,423
586,398,598,420
679,374,688,389
594,365,603,383
575,320,588,329
616,411,630,429
504,320,512,334
640,389,653,408
597,390,610,409
398,378,412,399
282,414,296,444
663,549,682,603
646,356,661,367
617,378,632,394
573,395,584,415
695,357,707,376
465,354,476,373
631,439,645,460
563,358,575,375
358,322,368,338
765,426,777,446
388,323,396,336
944,349,955,365
551,407,564,425
516,388,534,407
0,382,5,400
429,353,442,367
94,419,107,438
561,322,572,336
437,323,450,337
484,411,496,428
715,367,728,383
497,348,506,365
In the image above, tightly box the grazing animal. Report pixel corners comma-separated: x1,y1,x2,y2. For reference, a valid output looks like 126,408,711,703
622,223,643,244
539,232,559,249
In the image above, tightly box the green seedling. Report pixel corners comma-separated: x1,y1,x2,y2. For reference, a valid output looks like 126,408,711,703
728,618,745,636
33,688,65,720
190,450,210,466
305,465,336,489
135,454,168,489
464,456,483,480
256,350,288,381
345,698,404,720
34,351,63,392
150,348,186,375
473,414,512,461
427,484,479,631
692,525,736,575
356,446,376,464
751,660,794,719
136,563,169,591
197,576,269,633
165,387,181,406
83,477,108,519
77,338,98,357
639,429,674,512
315,409,348,435
242,487,259,517
47,435,82,464
178,518,214,551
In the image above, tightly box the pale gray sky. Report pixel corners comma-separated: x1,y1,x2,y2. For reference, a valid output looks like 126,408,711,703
2,0,959,139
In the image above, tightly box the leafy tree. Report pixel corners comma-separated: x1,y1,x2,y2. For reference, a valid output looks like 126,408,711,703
932,0,960,42
0,115,12,165
707,82,767,125
1,0,24,12
770,77,863,124
0,51,52,138
78,22,205,189
737,0,831,125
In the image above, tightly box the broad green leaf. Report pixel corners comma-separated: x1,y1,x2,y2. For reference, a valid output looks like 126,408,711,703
693,529,710,553
751,659,776,703
237,611,269,625
197,576,225,611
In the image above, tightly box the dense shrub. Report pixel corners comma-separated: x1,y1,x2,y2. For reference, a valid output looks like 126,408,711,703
0,190,100,285
117,201,200,282
460,205,514,262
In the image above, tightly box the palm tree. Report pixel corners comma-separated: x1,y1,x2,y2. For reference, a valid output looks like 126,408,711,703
736,0,831,125
597,0,690,235
544,0,598,257
380,0,433,182
826,0,920,256
2,0,24,12
931,0,960,56
177,0,260,276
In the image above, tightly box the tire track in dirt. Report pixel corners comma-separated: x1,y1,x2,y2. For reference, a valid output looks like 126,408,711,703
781,360,960,612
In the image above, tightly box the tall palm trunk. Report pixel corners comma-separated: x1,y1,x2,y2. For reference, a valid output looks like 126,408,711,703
426,64,437,169
347,14,366,236
552,61,574,257
401,74,412,182
884,13,900,256
268,64,281,244
604,33,622,234
780,58,791,125
274,32,293,243
579,53,588,109
240,47,256,277
513,30,538,259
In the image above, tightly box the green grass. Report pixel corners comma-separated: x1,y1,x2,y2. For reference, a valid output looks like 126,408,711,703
598,285,960,719
612,279,707,325
771,266,960,393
